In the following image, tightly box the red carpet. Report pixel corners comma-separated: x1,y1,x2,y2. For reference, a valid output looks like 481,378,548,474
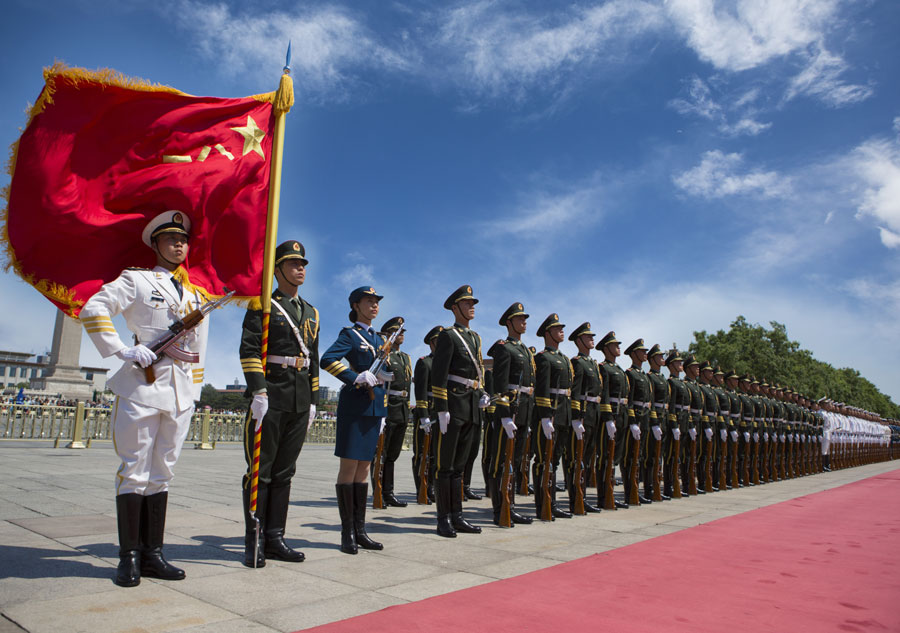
301,469,900,633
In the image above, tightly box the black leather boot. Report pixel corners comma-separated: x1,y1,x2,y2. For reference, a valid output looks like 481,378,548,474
336,483,357,555
383,463,407,507
242,485,266,568
436,476,456,538
509,486,532,524
140,492,185,580
264,483,304,562
115,493,142,587
550,471,572,519
450,475,481,533
352,482,383,550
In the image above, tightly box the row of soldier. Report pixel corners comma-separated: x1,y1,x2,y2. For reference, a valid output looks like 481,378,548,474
367,291,895,534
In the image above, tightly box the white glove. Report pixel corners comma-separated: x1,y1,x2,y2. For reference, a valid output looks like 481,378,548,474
117,344,157,368
630,424,640,440
419,417,433,432
572,419,585,440
730,430,738,442
479,393,491,409
672,428,681,441
743,432,750,442
651,425,662,441
605,420,616,438
789,433,794,442
541,418,554,439
501,417,516,439
720,429,727,442
704,428,713,441
354,370,378,387
780,434,786,443
753,432,759,442
379,418,386,434
763,432,769,441
250,393,268,422
438,411,450,434
307,404,316,430
689,428,697,441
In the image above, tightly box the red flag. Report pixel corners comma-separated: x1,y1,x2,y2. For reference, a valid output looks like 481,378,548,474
2,64,276,316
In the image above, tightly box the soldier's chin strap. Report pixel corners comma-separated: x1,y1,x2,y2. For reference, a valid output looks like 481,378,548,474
275,263,300,291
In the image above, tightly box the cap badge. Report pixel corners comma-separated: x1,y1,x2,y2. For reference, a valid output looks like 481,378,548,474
173,212,183,224
292,242,300,251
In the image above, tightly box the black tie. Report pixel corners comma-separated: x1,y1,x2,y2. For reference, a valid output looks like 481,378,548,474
171,277,183,301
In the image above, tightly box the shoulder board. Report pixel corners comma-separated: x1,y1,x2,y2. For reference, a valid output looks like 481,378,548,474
125,266,150,271
496,339,505,345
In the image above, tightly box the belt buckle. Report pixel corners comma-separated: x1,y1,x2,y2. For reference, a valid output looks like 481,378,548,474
472,380,480,390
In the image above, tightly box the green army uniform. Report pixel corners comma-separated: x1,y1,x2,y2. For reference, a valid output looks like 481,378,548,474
412,326,443,504
486,303,536,526
431,285,486,537
374,317,411,508
597,331,629,509
645,344,669,502
749,378,764,484
624,339,652,506
697,361,719,492
737,376,755,485
724,370,743,488
569,322,603,513
239,240,319,567
758,382,773,483
712,367,730,490
682,356,705,495
664,351,689,498
533,314,574,520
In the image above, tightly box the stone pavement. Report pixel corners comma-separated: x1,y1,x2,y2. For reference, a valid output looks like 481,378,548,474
1,441,896,633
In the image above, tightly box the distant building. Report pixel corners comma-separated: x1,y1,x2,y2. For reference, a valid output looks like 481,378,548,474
0,349,108,394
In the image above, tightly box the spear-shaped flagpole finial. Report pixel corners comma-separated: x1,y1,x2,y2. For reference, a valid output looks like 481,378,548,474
284,40,292,74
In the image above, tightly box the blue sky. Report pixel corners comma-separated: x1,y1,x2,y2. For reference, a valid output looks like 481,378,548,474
2,0,899,403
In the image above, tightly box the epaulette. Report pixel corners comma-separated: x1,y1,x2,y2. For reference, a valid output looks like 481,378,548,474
496,339,505,345
126,266,150,271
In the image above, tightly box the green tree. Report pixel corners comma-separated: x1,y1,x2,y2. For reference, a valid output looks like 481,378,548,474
198,383,248,412
687,316,899,419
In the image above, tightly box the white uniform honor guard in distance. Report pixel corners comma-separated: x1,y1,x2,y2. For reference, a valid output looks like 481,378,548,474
80,211,210,588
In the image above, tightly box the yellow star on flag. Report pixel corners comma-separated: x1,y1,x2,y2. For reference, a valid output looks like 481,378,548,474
231,116,266,159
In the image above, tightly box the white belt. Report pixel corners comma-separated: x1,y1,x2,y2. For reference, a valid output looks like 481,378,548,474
577,395,601,403
743,417,752,421
652,402,667,409
268,354,309,369
690,408,701,414
508,384,534,395
448,374,480,389
549,387,571,397
676,404,689,411
633,400,651,409
730,413,740,418
720,410,730,416
704,411,717,417
388,389,409,397
765,418,772,423
609,397,628,405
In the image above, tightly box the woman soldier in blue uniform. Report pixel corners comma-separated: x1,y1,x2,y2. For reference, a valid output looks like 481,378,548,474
321,287,388,555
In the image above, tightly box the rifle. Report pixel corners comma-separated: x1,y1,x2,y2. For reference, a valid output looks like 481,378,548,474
628,416,640,505
731,431,739,488
499,370,524,528
360,323,405,400
688,427,698,495
751,430,760,485
372,430,385,509
602,422,616,510
417,429,431,505
672,429,682,498
140,290,234,382
573,426,586,515
719,426,728,490
652,425,662,501
540,375,560,522
518,425,531,495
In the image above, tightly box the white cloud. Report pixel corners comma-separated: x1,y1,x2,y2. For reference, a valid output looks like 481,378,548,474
431,0,664,101
169,1,412,101
848,134,900,244
673,150,792,199
785,44,873,107
335,263,375,287
489,186,603,239
666,0,840,72
668,76,770,137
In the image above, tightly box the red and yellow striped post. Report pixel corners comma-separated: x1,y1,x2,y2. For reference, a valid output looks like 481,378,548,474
248,51,294,563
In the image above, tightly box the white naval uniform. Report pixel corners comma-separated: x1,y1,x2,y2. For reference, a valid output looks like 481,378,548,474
81,266,209,495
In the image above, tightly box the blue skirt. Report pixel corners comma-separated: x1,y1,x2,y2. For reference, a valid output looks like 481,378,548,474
334,414,381,461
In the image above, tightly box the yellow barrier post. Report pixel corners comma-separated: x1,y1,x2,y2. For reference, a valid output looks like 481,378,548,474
66,401,87,449
195,408,214,450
